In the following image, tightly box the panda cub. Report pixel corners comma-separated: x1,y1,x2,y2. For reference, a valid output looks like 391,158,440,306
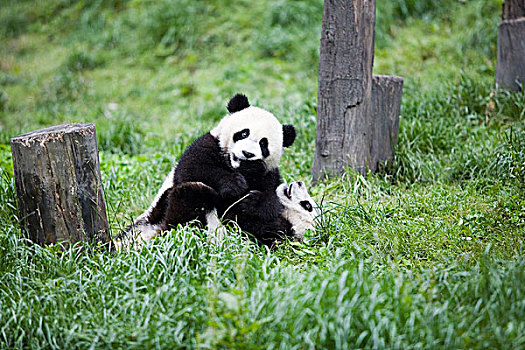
276,181,319,242
115,94,297,248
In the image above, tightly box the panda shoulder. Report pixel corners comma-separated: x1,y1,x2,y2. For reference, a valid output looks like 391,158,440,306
179,132,221,159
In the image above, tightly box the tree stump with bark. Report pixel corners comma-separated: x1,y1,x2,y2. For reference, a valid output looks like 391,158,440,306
312,0,403,180
496,0,525,91
10,123,109,247
370,75,404,170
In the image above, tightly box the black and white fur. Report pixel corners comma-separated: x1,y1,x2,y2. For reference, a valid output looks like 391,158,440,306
113,94,297,249
115,179,318,250
222,180,319,246
276,181,319,241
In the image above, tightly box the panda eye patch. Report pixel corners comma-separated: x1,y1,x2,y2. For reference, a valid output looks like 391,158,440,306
259,138,270,158
300,200,313,212
233,129,250,142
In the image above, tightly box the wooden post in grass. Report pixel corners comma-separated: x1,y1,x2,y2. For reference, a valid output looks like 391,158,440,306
312,0,403,180
370,75,404,169
496,0,525,91
10,123,109,247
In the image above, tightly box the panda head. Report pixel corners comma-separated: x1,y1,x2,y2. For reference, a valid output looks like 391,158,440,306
277,181,319,220
210,94,296,169
277,181,319,240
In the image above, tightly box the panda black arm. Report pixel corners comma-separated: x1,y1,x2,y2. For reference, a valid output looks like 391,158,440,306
227,210,294,247
238,160,282,191
174,133,249,199
235,161,283,219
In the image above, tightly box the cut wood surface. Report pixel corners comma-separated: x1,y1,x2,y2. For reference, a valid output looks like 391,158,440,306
10,123,109,247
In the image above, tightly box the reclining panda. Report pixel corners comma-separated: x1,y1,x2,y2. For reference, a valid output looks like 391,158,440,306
115,94,317,249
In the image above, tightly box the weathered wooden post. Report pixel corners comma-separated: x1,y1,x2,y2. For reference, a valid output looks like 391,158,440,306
370,75,403,169
496,0,525,91
10,123,109,247
312,0,403,180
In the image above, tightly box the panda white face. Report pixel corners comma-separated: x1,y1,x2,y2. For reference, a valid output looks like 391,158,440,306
211,106,285,169
278,181,319,217
277,181,319,240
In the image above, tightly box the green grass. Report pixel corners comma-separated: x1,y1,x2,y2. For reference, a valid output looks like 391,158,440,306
0,0,524,348
1,230,524,349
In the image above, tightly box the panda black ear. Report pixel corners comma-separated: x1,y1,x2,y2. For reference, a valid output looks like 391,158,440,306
282,124,296,148
227,94,250,113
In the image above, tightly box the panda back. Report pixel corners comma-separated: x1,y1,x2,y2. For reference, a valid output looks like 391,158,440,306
173,132,227,185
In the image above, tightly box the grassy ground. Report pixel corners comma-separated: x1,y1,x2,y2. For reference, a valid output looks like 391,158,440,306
1,0,524,348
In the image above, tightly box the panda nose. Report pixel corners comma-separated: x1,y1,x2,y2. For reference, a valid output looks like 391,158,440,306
242,151,255,159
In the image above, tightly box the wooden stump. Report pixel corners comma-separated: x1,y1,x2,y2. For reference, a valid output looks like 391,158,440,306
10,123,109,247
370,75,404,172
502,0,525,20
312,0,403,180
313,0,376,179
496,18,525,91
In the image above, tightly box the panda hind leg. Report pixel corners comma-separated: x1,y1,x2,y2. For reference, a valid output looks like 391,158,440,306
162,182,220,232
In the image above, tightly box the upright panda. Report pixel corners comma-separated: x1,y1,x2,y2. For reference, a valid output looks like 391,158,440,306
115,94,297,249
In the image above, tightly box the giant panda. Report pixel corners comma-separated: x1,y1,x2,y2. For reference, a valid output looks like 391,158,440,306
115,94,297,249
276,181,319,242
224,180,319,246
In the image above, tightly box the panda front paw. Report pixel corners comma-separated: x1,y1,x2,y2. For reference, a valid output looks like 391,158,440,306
218,173,249,199
239,160,267,176
235,190,263,214
247,189,264,204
